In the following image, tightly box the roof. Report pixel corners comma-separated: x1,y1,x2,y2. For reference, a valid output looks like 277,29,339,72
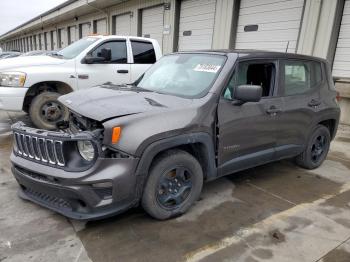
176,49,328,63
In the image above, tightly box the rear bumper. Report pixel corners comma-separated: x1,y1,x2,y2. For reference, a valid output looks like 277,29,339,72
0,86,28,111
11,154,140,220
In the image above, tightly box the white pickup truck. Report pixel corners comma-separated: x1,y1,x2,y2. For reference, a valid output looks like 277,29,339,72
0,35,162,129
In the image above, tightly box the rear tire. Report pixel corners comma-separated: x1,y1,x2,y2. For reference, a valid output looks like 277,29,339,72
29,91,69,130
142,149,203,220
296,125,330,169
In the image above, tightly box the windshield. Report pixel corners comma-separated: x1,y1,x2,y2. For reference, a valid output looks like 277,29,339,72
57,37,99,59
136,54,226,98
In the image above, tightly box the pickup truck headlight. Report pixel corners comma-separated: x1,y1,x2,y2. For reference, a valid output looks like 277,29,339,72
0,72,26,87
77,140,95,161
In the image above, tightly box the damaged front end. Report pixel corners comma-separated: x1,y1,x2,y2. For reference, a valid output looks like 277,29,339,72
12,121,102,171
10,115,140,220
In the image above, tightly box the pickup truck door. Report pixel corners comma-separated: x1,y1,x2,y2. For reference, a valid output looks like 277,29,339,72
128,39,158,82
217,59,283,177
76,40,131,89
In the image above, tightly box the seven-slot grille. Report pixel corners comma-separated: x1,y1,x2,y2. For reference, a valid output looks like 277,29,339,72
13,132,65,166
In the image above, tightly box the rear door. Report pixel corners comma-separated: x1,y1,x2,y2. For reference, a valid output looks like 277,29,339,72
217,59,283,176
275,59,323,158
129,40,157,82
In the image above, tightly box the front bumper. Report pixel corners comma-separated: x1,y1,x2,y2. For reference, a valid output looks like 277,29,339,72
12,155,140,220
0,86,28,111
11,122,141,220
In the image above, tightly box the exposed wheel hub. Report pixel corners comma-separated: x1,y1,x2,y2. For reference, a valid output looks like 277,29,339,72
157,167,193,208
41,102,63,122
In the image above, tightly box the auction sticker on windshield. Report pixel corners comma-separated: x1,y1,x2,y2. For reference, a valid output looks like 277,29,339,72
194,64,221,73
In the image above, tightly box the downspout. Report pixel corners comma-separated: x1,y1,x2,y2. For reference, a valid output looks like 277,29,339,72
85,0,110,34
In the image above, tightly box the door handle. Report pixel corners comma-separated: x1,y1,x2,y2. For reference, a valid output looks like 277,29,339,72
117,69,129,74
308,99,321,107
266,106,282,115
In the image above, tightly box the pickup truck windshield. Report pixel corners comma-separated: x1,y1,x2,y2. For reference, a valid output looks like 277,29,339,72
136,54,226,98
57,37,99,59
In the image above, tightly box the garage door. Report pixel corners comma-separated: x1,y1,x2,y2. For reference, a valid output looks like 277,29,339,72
38,34,43,50
36,35,40,50
52,31,58,50
178,0,216,51
333,0,350,78
95,19,107,34
68,26,77,44
114,13,132,35
142,5,164,50
58,28,68,48
81,23,91,38
235,0,304,53
33,35,37,50
45,32,51,50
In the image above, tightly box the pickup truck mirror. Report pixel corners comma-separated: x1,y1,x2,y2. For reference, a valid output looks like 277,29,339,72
83,48,112,64
233,85,262,105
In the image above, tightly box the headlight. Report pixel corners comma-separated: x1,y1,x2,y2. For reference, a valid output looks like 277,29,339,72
77,140,95,161
0,72,26,87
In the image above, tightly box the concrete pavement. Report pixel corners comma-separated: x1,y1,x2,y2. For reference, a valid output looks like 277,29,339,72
0,111,350,262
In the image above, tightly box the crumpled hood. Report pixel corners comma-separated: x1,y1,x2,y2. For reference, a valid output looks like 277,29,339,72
59,86,194,121
0,55,66,71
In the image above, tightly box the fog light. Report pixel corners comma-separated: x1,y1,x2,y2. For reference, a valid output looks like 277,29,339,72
92,182,113,200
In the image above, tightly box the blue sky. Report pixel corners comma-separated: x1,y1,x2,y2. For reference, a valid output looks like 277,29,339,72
0,0,68,35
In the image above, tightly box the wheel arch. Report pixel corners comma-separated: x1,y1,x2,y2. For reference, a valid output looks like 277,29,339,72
318,119,337,139
23,81,74,112
134,133,217,199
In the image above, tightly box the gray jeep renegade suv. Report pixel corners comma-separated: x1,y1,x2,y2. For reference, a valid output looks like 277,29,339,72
11,50,340,220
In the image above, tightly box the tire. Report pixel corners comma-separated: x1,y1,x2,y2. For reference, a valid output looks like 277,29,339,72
296,125,331,169
142,149,203,220
29,91,69,130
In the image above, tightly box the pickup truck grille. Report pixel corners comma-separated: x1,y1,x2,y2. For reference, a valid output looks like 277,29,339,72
13,132,65,166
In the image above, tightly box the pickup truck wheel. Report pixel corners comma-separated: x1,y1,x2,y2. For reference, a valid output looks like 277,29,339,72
29,92,69,130
296,125,330,169
142,149,203,220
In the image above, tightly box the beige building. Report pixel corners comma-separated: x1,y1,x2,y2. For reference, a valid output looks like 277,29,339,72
0,0,349,124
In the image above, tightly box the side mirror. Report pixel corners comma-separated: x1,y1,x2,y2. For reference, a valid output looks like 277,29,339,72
83,48,112,64
234,85,262,105
100,48,112,61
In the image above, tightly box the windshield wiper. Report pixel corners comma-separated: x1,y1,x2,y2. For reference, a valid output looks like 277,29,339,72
101,82,154,92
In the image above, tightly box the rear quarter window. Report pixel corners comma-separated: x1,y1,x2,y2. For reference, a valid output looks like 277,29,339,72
283,60,322,96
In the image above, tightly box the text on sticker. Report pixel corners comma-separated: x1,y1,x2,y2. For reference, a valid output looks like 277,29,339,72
194,64,221,73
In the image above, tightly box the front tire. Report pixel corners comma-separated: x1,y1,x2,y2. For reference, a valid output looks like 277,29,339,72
296,125,331,169
29,92,69,130
142,149,203,220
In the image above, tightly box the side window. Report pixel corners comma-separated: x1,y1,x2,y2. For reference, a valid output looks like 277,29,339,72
223,61,276,100
131,41,156,64
91,41,127,63
284,60,322,95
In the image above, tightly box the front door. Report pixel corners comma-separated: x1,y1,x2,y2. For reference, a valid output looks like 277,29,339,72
217,59,283,176
77,40,131,89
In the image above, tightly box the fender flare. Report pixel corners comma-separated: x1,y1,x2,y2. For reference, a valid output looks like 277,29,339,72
310,108,340,139
134,132,217,198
